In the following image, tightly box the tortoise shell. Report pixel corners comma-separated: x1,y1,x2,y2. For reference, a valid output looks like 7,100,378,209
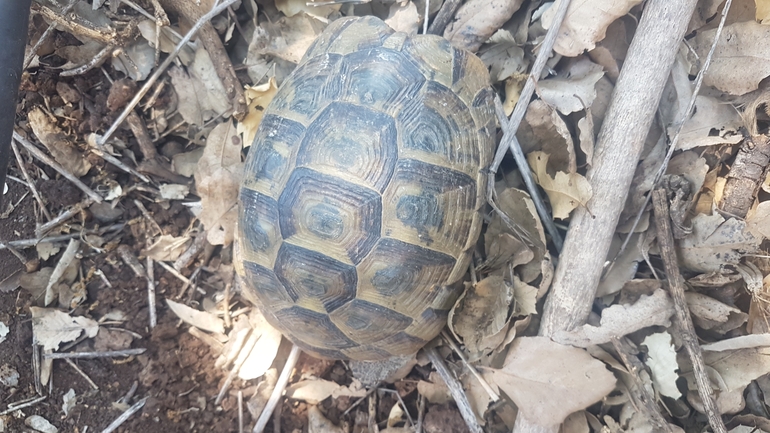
237,16,494,360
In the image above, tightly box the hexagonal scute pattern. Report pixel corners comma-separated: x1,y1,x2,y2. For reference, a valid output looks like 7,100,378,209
238,16,494,360
278,168,381,265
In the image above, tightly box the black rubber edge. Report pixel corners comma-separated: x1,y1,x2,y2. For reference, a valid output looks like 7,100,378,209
0,0,33,207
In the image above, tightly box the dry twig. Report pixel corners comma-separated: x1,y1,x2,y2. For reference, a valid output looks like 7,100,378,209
425,346,482,433
252,344,301,433
652,188,726,433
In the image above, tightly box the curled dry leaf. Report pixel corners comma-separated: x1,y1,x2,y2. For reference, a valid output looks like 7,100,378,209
518,100,576,172
527,151,592,219
487,186,547,283
642,332,682,399
490,336,616,427
449,276,514,359
27,107,92,177
678,213,761,273
165,299,225,334
444,0,525,52
690,20,770,96
238,78,278,149
195,121,244,246
29,307,99,351
553,289,674,347
541,0,643,57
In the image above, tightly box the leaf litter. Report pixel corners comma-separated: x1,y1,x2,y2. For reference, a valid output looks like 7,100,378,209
4,0,770,432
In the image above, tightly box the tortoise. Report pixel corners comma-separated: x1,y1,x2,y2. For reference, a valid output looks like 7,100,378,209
236,15,495,360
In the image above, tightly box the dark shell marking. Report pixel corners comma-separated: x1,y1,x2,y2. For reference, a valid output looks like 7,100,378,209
238,16,493,360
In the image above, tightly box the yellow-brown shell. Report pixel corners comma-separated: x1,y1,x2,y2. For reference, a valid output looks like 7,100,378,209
237,16,494,360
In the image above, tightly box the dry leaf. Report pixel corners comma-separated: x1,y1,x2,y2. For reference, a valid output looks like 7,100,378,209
386,1,421,34
518,100,576,172
596,234,643,297
25,415,58,433
490,336,616,427
681,346,770,396
239,315,283,380
29,307,99,351
553,289,674,347
444,0,525,51
488,187,547,283
141,234,191,262
27,108,91,177
479,30,527,83
275,0,340,18
758,0,770,23
285,379,343,404
702,334,770,352
512,275,538,316
746,201,770,239
165,299,225,334
691,20,770,95
449,276,513,358
418,372,452,404
537,59,604,115
258,13,326,64
167,46,231,126
62,389,76,418
239,78,278,149
675,96,743,150
159,184,190,200
527,151,592,219
642,332,681,399
307,405,345,433
541,0,643,57
678,213,761,273
195,121,244,246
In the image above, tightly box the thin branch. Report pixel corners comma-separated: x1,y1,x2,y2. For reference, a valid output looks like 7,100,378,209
97,0,239,146
252,344,301,433
651,189,726,433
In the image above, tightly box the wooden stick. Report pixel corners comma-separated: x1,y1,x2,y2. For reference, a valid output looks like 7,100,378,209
652,189,726,433
425,347,482,433
517,1,699,432
252,344,300,433
13,132,103,203
538,0,699,337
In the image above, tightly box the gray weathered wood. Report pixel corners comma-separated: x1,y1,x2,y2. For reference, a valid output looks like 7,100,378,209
513,0,699,431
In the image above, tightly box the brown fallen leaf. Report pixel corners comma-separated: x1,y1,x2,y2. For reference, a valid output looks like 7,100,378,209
385,1,421,34
449,276,514,359
527,151,592,219
275,0,340,18
541,0,643,57
444,0,525,52
194,121,244,246
677,212,761,273
27,107,91,177
690,20,770,96
238,78,278,149
30,307,99,351
489,336,616,427
536,59,604,115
